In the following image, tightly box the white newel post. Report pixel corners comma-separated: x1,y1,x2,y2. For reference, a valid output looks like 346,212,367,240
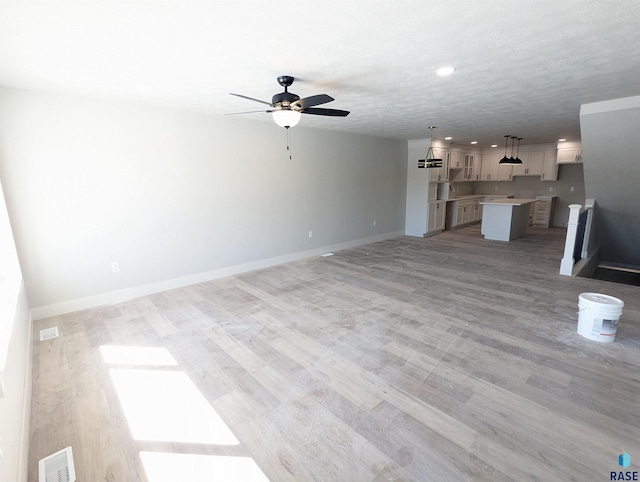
560,204,582,276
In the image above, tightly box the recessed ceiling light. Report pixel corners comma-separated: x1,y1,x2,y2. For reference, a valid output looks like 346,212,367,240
491,144,498,148
436,66,455,76
445,136,452,140
470,141,478,145
558,138,567,142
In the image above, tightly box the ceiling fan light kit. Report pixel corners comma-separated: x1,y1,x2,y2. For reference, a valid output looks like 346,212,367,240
272,109,301,128
229,75,350,129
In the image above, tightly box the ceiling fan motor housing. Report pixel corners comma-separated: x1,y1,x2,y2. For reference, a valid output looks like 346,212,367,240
272,91,300,108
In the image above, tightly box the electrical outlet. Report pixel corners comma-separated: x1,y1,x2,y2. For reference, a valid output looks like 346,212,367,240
373,220,377,226
308,231,313,239
111,262,120,273
570,186,575,192
549,187,553,191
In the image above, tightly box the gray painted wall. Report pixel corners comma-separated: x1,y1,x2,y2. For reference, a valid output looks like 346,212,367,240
580,96,640,268
0,87,407,313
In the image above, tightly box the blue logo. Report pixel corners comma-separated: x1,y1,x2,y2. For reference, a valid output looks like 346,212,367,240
611,452,638,480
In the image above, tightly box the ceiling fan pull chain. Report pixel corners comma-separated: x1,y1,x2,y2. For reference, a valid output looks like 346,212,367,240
286,126,293,160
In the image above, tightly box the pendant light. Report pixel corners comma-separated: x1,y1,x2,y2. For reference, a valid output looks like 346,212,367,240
499,135,511,164
417,126,443,169
514,137,523,164
509,136,517,163
499,135,523,165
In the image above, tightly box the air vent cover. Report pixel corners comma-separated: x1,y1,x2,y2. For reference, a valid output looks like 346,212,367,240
39,327,59,341
39,446,76,482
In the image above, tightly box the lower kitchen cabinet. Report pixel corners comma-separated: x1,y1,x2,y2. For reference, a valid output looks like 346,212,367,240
446,196,484,229
426,200,446,235
532,196,557,227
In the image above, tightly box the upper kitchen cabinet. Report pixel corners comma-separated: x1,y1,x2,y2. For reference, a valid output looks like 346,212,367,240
540,150,558,181
450,147,481,182
511,151,543,176
479,150,512,181
556,141,582,163
510,145,559,181
449,149,465,169
429,148,450,182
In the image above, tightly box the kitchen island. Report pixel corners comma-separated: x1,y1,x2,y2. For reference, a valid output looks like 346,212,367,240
479,198,537,241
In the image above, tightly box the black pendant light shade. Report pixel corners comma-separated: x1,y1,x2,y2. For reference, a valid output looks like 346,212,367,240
499,134,524,165
514,137,523,165
499,135,511,164
418,126,443,169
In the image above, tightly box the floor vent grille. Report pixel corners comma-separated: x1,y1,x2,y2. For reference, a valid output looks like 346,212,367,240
39,327,59,341
39,446,76,482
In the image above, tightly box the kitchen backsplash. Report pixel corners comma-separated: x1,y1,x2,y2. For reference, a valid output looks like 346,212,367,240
450,182,473,195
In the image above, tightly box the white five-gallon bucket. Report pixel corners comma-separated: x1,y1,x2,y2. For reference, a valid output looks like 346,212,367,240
577,293,624,342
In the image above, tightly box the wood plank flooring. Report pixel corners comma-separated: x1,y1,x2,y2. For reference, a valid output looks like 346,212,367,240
28,225,640,481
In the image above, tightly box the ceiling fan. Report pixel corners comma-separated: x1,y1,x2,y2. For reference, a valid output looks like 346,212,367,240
229,75,350,128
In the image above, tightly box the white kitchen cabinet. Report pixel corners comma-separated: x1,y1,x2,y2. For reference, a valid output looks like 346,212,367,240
451,152,478,182
511,151,543,177
464,154,478,181
556,145,582,163
449,150,464,182
479,151,512,181
472,198,482,220
479,152,497,181
447,196,484,229
499,148,558,180
429,149,450,182
540,150,558,181
532,196,557,227
449,150,465,169
427,200,446,234
456,204,470,225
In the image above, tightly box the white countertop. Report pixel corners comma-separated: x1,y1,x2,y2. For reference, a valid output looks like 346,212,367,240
445,195,485,201
480,198,537,206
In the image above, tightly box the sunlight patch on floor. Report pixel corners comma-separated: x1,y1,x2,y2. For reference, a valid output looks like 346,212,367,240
140,452,269,482
108,367,239,445
100,345,178,366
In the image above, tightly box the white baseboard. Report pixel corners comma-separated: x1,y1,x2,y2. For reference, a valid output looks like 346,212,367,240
30,231,404,320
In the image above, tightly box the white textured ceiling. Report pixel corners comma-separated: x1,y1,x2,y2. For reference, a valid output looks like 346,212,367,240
2,1,640,146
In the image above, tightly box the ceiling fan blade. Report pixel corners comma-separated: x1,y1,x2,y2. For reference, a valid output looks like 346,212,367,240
225,109,273,115
292,94,334,109
302,107,350,117
229,93,272,106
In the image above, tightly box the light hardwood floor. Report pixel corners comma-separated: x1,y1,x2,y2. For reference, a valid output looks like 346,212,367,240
29,225,640,481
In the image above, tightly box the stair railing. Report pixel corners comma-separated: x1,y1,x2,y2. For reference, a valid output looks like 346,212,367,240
559,199,596,276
